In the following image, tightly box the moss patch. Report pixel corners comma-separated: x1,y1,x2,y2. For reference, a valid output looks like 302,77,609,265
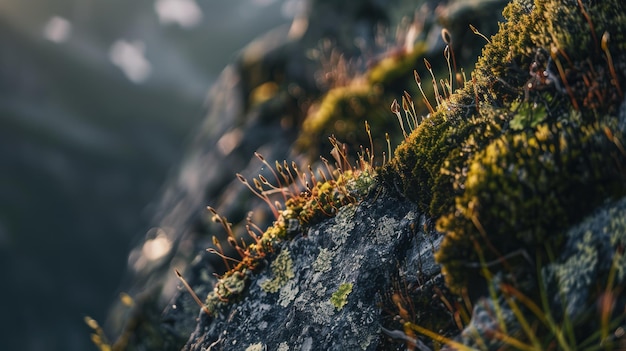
383,0,626,293
296,43,430,159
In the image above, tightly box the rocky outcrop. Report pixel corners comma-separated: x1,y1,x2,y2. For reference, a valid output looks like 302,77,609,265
184,187,449,351
100,0,626,350
102,0,501,349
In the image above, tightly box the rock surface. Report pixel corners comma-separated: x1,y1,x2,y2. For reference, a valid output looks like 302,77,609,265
542,195,626,324
184,187,446,351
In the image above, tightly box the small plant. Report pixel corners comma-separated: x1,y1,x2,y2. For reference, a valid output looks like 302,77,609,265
380,272,472,351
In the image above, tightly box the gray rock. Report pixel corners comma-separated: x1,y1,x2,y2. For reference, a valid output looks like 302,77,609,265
183,187,448,351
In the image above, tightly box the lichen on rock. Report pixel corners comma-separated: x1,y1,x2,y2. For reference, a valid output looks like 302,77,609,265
312,248,334,273
449,196,626,350
542,195,626,321
184,187,449,351
259,248,295,293
201,162,376,317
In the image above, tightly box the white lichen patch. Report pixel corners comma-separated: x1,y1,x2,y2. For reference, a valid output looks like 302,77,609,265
606,206,626,282
311,300,336,325
278,279,299,307
277,342,289,351
313,248,334,273
359,333,376,350
373,215,400,244
342,253,364,274
313,282,327,297
245,342,265,351
329,205,356,247
404,210,417,222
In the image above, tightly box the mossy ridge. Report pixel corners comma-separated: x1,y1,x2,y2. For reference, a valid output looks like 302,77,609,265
296,1,507,172
437,117,626,292
383,0,626,294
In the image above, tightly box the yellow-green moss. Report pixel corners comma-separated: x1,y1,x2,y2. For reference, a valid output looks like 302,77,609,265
295,44,432,160
330,282,353,310
436,117,626,292
296,81,388,157
286,169,372,224
383,0,626,293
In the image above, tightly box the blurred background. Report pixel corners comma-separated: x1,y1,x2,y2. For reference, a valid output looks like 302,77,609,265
0,1,297,350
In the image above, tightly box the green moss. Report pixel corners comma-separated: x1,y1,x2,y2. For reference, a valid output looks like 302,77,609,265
260,248,295,293
508,99,548,130
436,118,626,292
286,169,370,225
383,0,626,293
330,282,353,310
344,168,376,197
296,81,390,158
259,219,288,248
